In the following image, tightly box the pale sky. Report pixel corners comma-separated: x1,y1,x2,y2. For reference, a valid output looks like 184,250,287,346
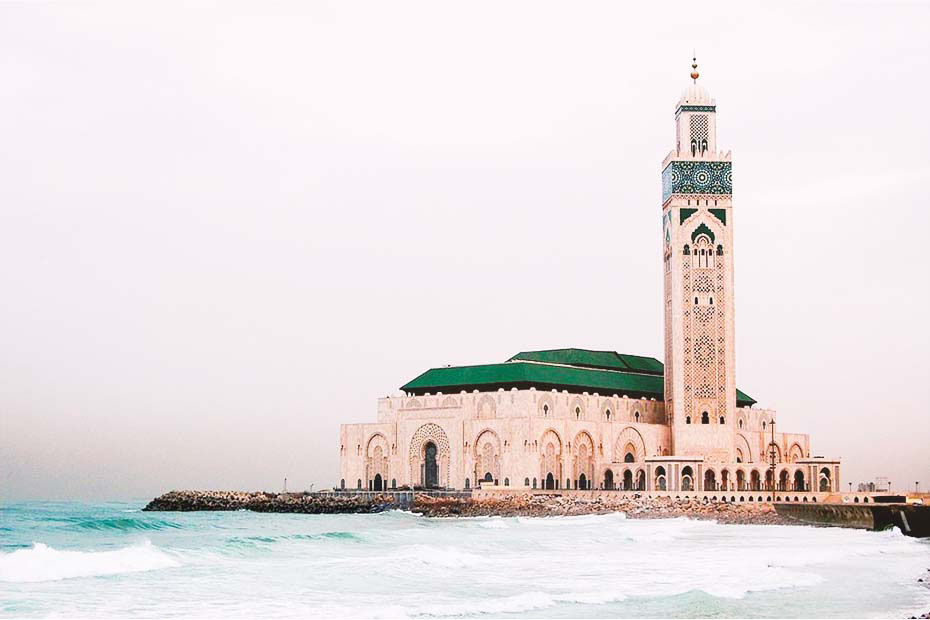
1,2,928,500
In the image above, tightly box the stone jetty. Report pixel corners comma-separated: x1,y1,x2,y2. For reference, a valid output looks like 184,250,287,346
143,490,398,513
144,490,794,525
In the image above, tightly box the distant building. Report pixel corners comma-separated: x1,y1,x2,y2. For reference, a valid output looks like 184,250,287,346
339,63,842,496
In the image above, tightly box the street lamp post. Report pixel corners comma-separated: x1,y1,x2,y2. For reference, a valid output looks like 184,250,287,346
767,419,778,492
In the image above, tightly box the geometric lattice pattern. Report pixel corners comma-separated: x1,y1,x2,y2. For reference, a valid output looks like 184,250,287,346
690,114,708,147
662,160,732,201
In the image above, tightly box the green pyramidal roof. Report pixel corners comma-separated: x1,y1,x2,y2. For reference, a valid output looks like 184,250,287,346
508,348,665,375
400,347,757,408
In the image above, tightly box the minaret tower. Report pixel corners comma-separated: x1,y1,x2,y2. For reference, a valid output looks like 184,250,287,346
661,58,736,462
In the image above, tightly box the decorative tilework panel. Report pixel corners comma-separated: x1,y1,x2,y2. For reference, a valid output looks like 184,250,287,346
677,105,716,114
662,161,732,202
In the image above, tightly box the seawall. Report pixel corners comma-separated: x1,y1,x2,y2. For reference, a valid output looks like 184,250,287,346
774,502,930,537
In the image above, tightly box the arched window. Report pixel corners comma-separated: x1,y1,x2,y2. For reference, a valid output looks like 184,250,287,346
504,477,509,486
738,419,743,429
695,297,699,304
391,478,397,489
701,412,709,424
524,477,530,487
762,421,766,431
575,406,581,419
691,139,697,156
686,415,692,424
709,297,714,305
634,411,640,422
340,479,345,490
465,479,470,489
543,404,549,417
683,244,691,255
701,138,708,153
606,409,611,421
532,477,537,489
716,244,723,255
357,479,362,490
719,416,725,424
624,452,635,463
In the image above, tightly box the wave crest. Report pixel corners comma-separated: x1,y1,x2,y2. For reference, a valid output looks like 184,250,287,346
65,517,182,532
0,541,179,583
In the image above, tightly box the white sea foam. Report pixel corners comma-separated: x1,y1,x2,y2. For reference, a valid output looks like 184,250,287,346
3,506,929,618
0,541,179,583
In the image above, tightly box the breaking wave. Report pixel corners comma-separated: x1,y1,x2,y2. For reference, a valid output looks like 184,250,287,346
0,541,179,583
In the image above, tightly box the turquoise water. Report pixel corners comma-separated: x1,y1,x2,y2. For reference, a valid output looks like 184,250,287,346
1,501,929,618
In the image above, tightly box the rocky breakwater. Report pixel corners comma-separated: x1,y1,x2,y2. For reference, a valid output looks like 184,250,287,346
413,493,797,525
143,490,398,514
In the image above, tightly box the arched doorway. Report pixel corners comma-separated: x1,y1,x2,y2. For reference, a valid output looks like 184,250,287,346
704,470,716,491
736,470,746,491
750,469,761,491
578,473,588,490
604,469,614,490
623,469,633,490
545,473,555,490
720,469,730,491
681,466,694,491
779,470,789,491
424,442,438,488
819,467,831,492
794,470,805,491
373,474,383,491
654,466,667,491
765,469,775,491
636,470,646,491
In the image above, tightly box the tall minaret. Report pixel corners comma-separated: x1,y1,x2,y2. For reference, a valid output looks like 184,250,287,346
661,58,736,462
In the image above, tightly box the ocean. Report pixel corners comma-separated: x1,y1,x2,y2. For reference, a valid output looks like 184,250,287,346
1,501,928,618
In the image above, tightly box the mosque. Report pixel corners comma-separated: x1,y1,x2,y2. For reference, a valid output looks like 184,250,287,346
339,62,841,497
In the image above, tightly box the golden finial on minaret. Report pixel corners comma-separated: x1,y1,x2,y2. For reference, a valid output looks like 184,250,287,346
690,52,699,83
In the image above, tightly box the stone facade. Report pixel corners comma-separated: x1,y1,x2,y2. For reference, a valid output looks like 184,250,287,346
339,71,842,496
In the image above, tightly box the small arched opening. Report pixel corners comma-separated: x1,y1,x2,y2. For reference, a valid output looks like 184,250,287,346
681,466,694,491
654,466,667,491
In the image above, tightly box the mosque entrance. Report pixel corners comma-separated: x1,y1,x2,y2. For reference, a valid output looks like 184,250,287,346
545,473,555,490
424,442,438,488
373,474,383,492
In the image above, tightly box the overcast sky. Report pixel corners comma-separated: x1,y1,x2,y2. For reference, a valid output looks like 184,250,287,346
1,2,928,500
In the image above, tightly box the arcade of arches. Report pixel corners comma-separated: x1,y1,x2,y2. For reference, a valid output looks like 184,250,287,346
343,418,840,494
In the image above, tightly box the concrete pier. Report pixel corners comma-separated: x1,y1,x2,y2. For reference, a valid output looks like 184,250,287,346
774,502,930,537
